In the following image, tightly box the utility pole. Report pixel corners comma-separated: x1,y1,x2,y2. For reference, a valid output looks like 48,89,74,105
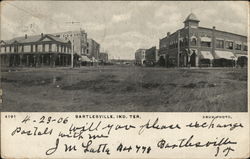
65,21,80,68
177,30,180,67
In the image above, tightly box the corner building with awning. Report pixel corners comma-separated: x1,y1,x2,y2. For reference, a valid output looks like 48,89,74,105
159,13,248,67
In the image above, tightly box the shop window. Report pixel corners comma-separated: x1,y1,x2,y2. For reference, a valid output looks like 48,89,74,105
243,45,248,51
235,44,242,50
201,42,211,47
216,40,224,48
225,41,233,50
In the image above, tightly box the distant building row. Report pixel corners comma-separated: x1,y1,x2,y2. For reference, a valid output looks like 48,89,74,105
135,13,247,67
135,47,159,66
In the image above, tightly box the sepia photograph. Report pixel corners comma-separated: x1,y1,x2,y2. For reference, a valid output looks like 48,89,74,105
0,1,248,112
0,1,249,159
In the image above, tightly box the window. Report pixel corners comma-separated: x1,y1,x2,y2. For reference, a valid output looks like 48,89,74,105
191,38,197,46
22,45,24,52
14,45,17,53
216,40,224,48
5,46,6,52
31,45,33,52
35,45,38,52
49,44,52,52
201,42,211,47
243,45,248,51
235,44,241,50
225,41,233,50
42,44,45,52
183,38,188,46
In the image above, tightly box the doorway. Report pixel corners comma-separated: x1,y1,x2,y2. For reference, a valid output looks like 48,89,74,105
190,52,196,67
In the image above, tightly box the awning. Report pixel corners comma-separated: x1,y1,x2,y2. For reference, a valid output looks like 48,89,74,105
235,41,242,45
235,54,248,58
214,50,237,60
80,55,91,62
201,37,211,42
191,35,197,39
200,51,214,60
91,57,98,62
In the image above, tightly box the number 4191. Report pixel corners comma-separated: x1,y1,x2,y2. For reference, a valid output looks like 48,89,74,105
5,115,16,119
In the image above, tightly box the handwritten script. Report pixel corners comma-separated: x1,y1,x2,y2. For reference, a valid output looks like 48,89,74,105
4,114,245,158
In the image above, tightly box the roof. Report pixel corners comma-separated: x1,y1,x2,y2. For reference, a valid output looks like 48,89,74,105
2,34,70,45
198,27,247,38
184,13,200,22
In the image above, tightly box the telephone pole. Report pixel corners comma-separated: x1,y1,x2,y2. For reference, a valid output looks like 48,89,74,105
177,30,180,67
65,21,80,68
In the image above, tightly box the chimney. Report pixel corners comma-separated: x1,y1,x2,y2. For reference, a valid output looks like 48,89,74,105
213,26,216,30
167,32,171,36
41,33,44,37
25,34,27,39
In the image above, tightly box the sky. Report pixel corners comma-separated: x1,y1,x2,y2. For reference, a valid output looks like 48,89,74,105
1,1,248,59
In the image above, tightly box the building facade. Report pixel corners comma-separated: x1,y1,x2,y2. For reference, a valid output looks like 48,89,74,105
86,38,100,61
99,52,109,63
135,49,146,65
0,33,72,67
145,46,159,66
52,29,88,56
159,13,248,67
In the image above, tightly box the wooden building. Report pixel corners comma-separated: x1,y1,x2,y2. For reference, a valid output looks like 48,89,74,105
0,33,72,67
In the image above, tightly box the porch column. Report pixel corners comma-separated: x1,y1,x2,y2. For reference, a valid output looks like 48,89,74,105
52,54,56,67
7,54,10,67
58,54,61,66
33,55,36,67
196,55,199,67
41,54,44,67
65,54,68,66
49,54,52,67
19,54,23,66
183,54,187,67
26,54,29,66
13,54,16,66
187,55,191,67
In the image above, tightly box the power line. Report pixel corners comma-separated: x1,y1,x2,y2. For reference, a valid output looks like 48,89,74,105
4,1,65,29
5,2,41,19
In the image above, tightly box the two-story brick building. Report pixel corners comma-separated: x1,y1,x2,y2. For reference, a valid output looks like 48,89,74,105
145,46,159,66
86,38,100,61
0,33,72,67
159,13,248,67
